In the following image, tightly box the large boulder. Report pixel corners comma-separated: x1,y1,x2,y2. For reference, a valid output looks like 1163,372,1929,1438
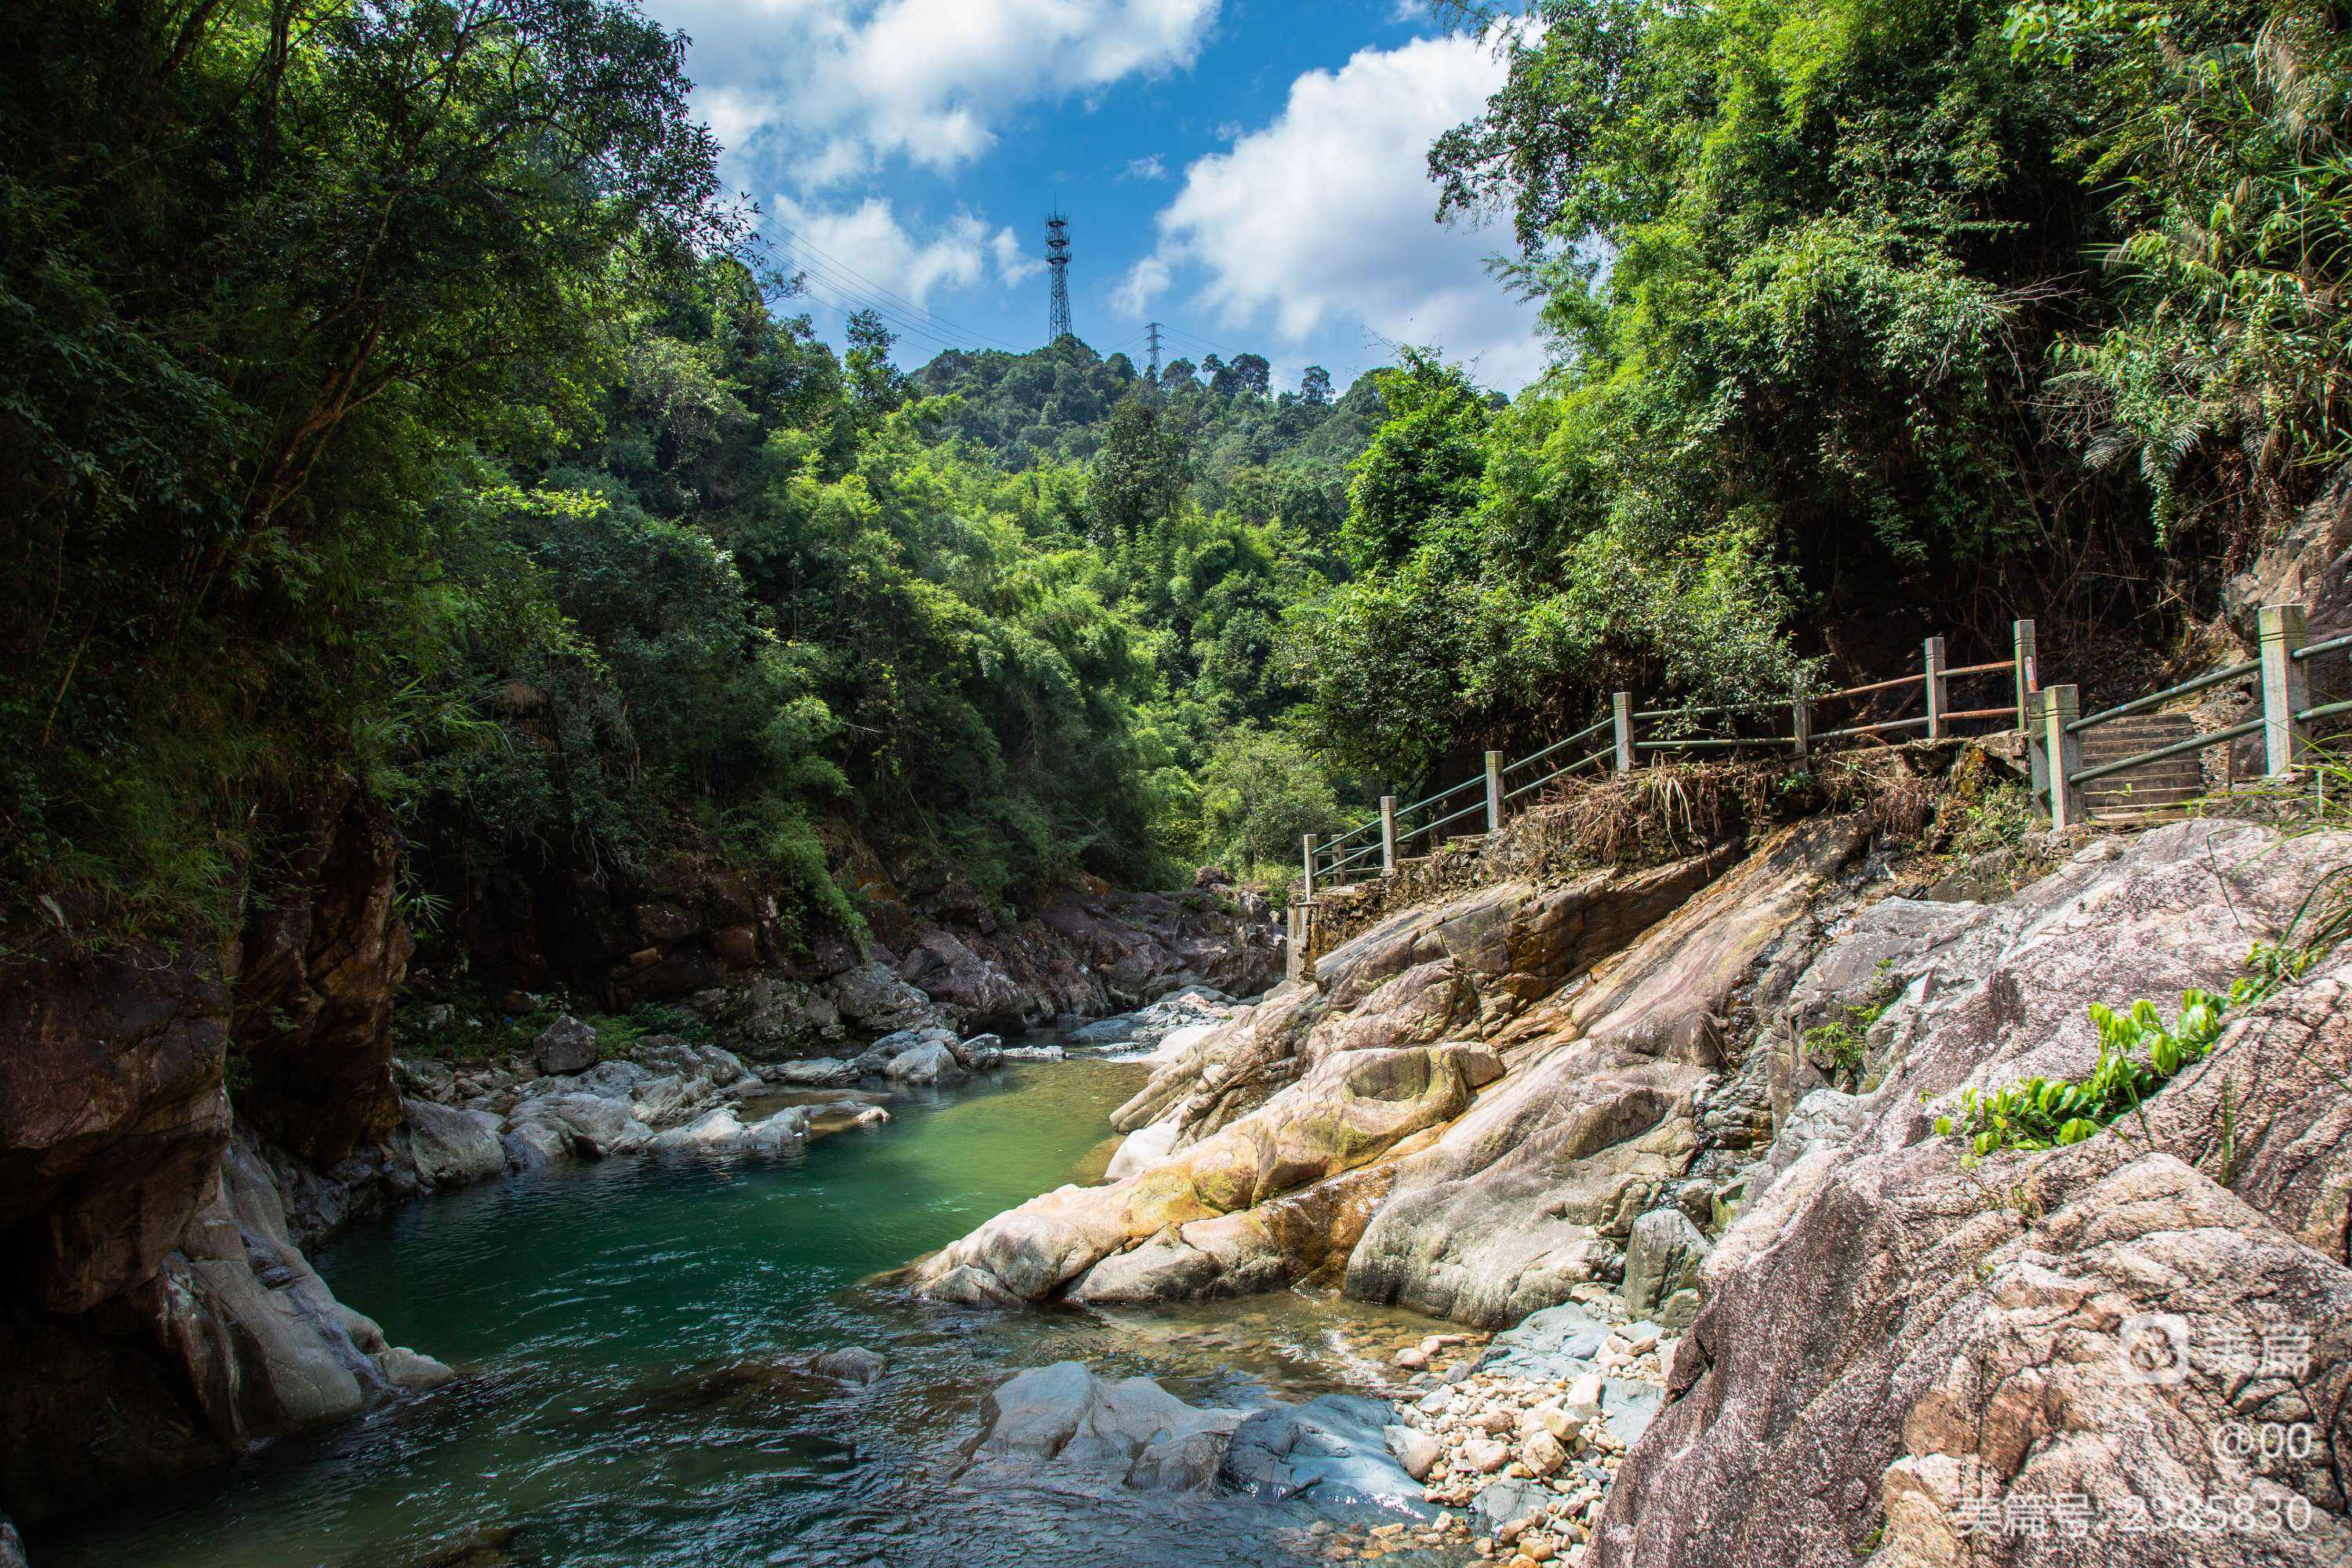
0,1139,448,1524
911,1040,1502,1304
826,960,943,1035
1597,822,2352,1568
505,1093,652,1158
884,1040,966,1087
897,929,1033,1027
961,1362,1247,1491
395,1098,504,1190
1619,1208,1707,1328
648,1105,808,1156
1345,818,1867,1326
531,1014,599,1076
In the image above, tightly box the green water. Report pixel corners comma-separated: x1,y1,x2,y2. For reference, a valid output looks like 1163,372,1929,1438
38,1060,1449,1568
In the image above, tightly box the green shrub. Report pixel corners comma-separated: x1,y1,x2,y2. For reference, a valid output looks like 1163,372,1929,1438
1805,986,1898,1089
1933,942,2318,1162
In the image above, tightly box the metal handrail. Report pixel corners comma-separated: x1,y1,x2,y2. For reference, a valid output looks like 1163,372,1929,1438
1813,715,1930,742
2069,717,2262,787
1505,717,1611,774
1632,701,1779,722
2298,699,2352,724
1817,671,1923,703
1505,747,1612,800
1636,734,1783,751
2293,632,2352,664
1942,659,2013,678
2067,659,2256,734
1419,796,1489,841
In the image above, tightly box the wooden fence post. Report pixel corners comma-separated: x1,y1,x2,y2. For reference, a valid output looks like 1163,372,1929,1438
1484,750,1505,833
2045,684,2085,829
2259,603,2310,779
1301,833,1319,897
1380,796,1399,873
1924,636,1947,741
2012,618,2038,731
1791,669,1811,757
1613,692,1635,774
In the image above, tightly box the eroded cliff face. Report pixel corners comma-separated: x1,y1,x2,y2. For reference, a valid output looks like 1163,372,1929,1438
0,782,448,1527
1599,821,2352,1568
431,827,1282,1033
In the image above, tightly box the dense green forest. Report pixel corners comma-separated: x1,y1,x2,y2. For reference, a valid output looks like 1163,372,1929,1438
2,0,2345,953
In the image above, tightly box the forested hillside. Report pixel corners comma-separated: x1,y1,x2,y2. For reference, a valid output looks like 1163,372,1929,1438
0,0,1387,973
1288,0,2350,779
4,0,2346,965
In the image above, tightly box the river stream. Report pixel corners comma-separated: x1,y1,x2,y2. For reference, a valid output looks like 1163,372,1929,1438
40,1055,1460,1568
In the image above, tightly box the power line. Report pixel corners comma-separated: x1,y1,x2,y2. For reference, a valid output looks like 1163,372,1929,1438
764,216,1031,354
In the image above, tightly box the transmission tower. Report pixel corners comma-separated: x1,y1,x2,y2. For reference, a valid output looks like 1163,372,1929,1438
1146,321,1163,380
1045,207,1072,341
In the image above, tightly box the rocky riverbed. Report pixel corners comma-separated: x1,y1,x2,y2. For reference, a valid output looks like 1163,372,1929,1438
904,796,2352,1568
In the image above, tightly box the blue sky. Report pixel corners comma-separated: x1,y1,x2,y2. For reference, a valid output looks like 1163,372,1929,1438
640,0,1548,393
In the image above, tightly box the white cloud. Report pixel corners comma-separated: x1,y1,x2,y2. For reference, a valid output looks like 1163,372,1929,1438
658,0,1221,188
771,194,989,307
991,226,1044,287
1112,256,1173,318
1142,33,1545,389
1123,154,1169,181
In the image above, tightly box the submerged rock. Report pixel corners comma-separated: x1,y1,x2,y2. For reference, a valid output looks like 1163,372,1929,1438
961,1362,1247,1492
809,1347,888,1385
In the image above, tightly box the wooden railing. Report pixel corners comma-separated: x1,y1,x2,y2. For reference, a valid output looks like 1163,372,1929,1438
1303,604,2352,892
1305,622,2040,893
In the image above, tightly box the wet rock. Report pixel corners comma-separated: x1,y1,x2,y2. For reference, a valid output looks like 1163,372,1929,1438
648,1105,808,1155
769,1056,858,1087
1066,1014,1139,1046
963,1362,1245,1492
531,1014,599,1076
953,1033,1006,1069
809,1347,887,1385
884,1040,966,1086
396,1098,504,1190
1222,1395,1439,1521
